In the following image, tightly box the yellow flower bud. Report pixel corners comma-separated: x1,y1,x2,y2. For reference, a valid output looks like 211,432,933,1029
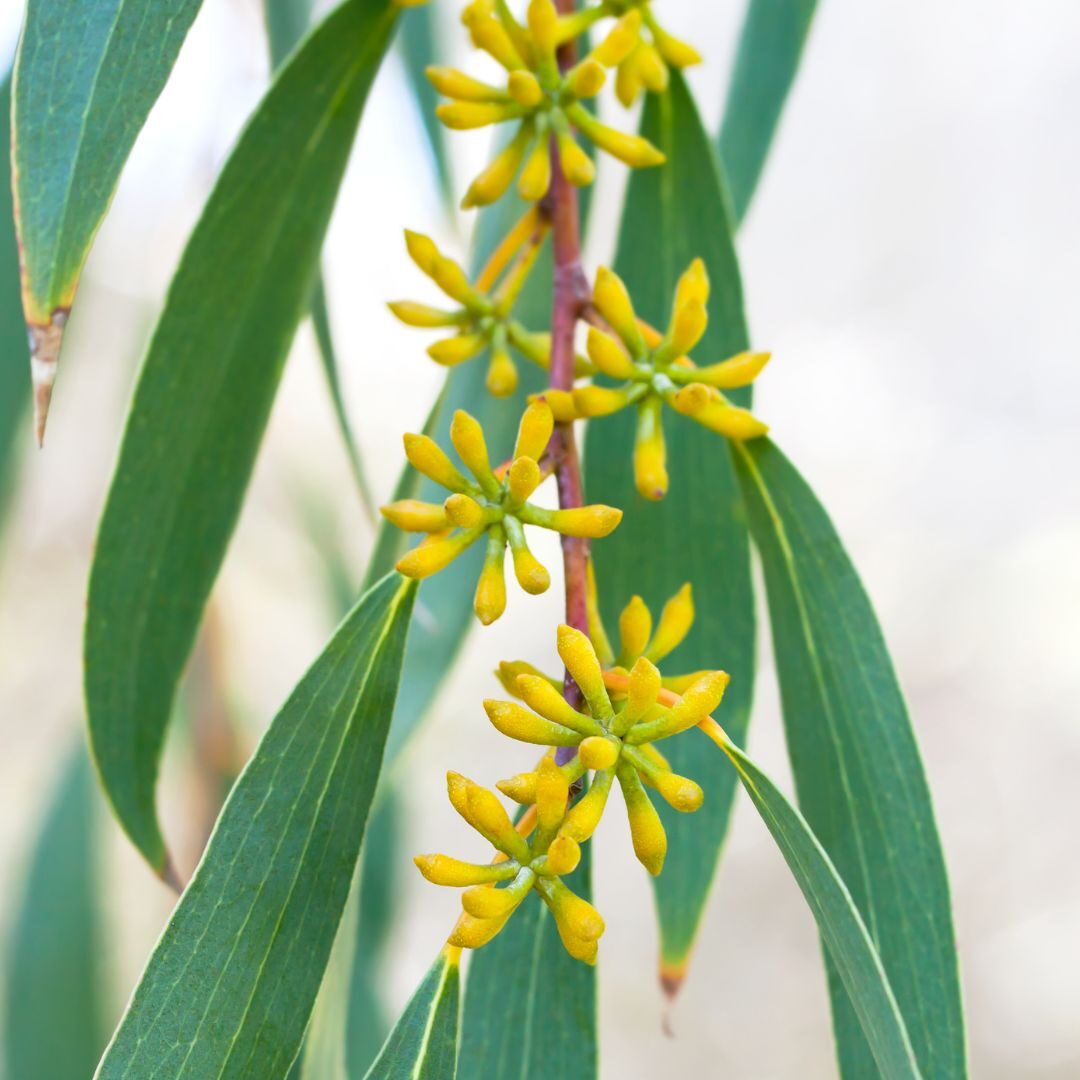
403,431,470,492
660,670,711,695
634,398,668,501
436,100,522,131
466,784,530,859
507,70,544,108
568,58,606,99
497,771,538,804
507,456,542,504
444,493,485,529
572,384,630,418
431,256,479,307
636,42,669,94
646,583,694,662
518,135,552,200
462,883,521,919
615,53,644,108
590,11,641,68
511,545,551,595
448,910,511,949
671,382,711,416
536,757,570,831
556,130,596,187
462,127,533,209
483,699,582,746
515,674,601,736
544,910,597,965
618,596,652,662
625,655,661,727
387,300,460,327
404,229,440,275
655,771,704,813
586,327,637,380
425,65,507,102
514,399,555,462
687,397,770,440
526,0,560,54
627,670,730,744
427,333,486,367
557,624,612,720
379,499,450,533
578,735,619,771
674,257,710,311
545,834,581,876
530,389,576,422
467,16,526,71
569,103,665,169
637,741,670,773
666,298,708,357
560,767,614,842
592,266,644,355
450,410,496,490
692,350,772,389
496,659,557,698
396,530,479,579
545,505,623,539
486,346,518,397
653,27,703,69
541,878,605,941
618,765,666,875
414,854,517,887
474,538,507,626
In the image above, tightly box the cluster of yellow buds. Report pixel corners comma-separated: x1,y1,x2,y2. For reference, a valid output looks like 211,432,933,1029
382,401,622,624
416,615,729,961
542,259,771,499
433,0,668,210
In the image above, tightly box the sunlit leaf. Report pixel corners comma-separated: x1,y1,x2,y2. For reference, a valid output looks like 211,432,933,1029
732,437,966,1078
84,0,401,875
585,71,755,987
95,573,417,1080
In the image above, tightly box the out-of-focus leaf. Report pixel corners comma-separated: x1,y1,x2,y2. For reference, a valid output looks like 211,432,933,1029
732,438,966,1078
95,573,417,1080
4,745,108,1080
84,0,401,875
1,74,30,519
718,0,818,224
364,949,461,1080
264,0,317,64
458,848,596,1079
11,0,205,440
709,726,922,1080
585,72,755,984
399,2,455,210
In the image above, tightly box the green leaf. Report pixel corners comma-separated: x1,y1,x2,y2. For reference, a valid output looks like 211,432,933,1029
84,0,401,874
709,727,922,1080
12,0,206,440
95,572,417,1080
399,2,455,210
732,438,966,1078
718,0,818,224
4,744,108,1080
264,0,317,65
364,949,461,1080
585,72,755,981
458,848,596,1079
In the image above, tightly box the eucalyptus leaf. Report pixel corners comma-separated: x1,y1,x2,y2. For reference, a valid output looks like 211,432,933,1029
84,0,401,874
95,573,417,1080
719,0,819,223
732,437,966,1078
12,0,205,438
585,72,755,982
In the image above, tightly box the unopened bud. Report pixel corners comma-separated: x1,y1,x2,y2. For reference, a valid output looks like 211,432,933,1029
647,583,694,662
618,596,652,661
380,499,450,533
546,505,623,539
483,699,581,746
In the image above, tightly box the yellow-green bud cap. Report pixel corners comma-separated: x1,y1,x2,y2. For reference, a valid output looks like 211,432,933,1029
568,58,606,99
380,499,450,533
646,583,694,661
483,699,582,747
387,300,460,327
446,770,471,818
508,456,542,504
462,884,520,919
591,11,641,68
448,910,511,949
667,298,708,357
486,346,518,397
586,327,637,379
671,382,711,416
404,229,440,274
636,42,669,94
572,384,630,418
626,655,661,724
543,878,605,941
546,910,598,964
526,0,560,53
560,767,614,842
674,257,710,310
511,545,551,595
618,596,652,661
450,410,496,490
556,131,596,187
466,784,529,857
593,266,644,355
536,757,570,831
515,674,601,736
474,542,507,626
693,350,771,389
514,399,554,462
518,135,552,200
545,505,623,539
618,766,667,875
557,624,611,719
444,493,485,529
436,100,521,130
496,659,556,698
426,65,507,102
545,834,581,876
579,735,619,771
637,741,670,773
653,26,703,69
507,70,544,108
404,432,470,492
655,771,704,813
497,771,538,804
414,854,517,887
396,530,478,579
428,333,486,367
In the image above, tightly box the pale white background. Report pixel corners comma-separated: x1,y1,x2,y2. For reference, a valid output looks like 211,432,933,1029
1,1,1078,1077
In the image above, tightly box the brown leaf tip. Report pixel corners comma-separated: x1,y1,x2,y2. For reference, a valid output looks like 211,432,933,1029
28,308,69,447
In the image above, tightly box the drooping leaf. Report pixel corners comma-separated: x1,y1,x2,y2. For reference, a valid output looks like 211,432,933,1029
399,2,455,210
707,725,922,1080
364,948,461,1080
458,847,596,1080
4,744,108,1080
585,72,755,983
11,0,206,440
732,438,966,1078
718,0,819,224
95,573,417,1080
84,0,402,875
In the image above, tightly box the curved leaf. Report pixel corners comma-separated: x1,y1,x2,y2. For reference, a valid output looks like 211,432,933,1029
95,572,417,1080
709,727,922,1080
584,72,755,983
12,0,205,440
732,438,966,1078
84,0,401,874
718,0,819,224
458,846,596,1080
4,745,108,1080
364,948,460,1080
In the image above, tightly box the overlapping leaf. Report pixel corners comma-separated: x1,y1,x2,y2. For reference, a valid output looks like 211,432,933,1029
95,573,416,1080
364,949,461,1080
585,72,755,982
719,0,819,223
733,438,966,1078
84,0,401,874
12,0,206,439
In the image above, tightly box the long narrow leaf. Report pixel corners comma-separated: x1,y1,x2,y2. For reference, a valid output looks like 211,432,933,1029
4,745,108,1080
95,573,417,1080
718,0,819,224
585,72,755,987
84,0,401,875
706,725,922,1079
12,0,205,439
732,437,966,1078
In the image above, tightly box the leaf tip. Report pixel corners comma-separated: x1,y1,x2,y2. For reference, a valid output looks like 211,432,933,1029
28,309,69,446
160,850,185,895
659,959,687,1002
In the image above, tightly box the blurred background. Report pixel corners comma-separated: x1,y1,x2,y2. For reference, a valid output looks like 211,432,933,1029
1,1,1078,1077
